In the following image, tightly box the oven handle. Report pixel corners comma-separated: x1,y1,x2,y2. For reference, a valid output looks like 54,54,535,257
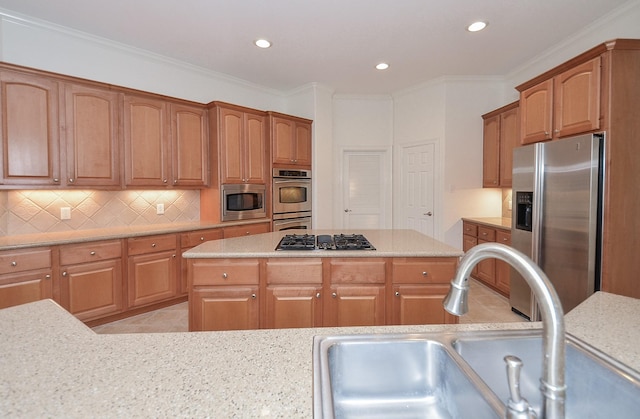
273,179,311,186
275,218,309,225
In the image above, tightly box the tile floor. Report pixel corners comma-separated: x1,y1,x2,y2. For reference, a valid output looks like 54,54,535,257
91,279,525,334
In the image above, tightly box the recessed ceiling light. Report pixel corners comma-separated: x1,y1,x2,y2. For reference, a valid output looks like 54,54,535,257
376,62,390,70
467,21,488,32
255,39,271,48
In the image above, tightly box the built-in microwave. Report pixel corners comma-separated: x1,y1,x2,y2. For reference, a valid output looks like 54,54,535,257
221,184,267,221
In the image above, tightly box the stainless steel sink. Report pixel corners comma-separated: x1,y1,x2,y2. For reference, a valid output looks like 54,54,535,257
313,334,501,418
452,330,640,418
313,330,640,419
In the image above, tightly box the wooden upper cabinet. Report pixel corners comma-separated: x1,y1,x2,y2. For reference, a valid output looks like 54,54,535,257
553,57,601,138
217,104,267,184
270,113,312,168
64,83,121,187
123,94,171,187
482,101,519,188
519,56,601,144
170,102,208,187
0,70,61,186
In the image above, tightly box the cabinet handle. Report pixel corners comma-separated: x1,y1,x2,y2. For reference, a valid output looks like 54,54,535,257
53,178,60,183
544,131,550,136
45,274,51,280
173,180,178,185
395,291,400,297
422,271,428,277
316,292,321,298
69,178,74,183
10,261,17,267
90,251,96,256
62,271,68,277
222,272,228,279
200,237,205,241
172,254,176,258
163,179,168,183
332,292,337,298
251,293,256,299
503,237,509,242
151,243,157,248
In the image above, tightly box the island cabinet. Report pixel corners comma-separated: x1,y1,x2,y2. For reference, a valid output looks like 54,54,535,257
268,112,312,168
263,258,323,329
482,102,519,188
58,240,124,322
390,258,458,325
0,70,61,187
179,229,224,295
189,259,260,331
127,234,178,308
222,222,270,238
324,258,386,327
0,247,53,310
63,82,121,188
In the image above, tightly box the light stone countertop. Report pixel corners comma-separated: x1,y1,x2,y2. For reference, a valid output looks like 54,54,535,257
0,219,270,251
0,292,638,418
183,229,464,259
463,217,512,230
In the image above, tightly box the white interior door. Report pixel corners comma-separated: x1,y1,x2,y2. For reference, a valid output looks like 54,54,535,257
402,143,436,236
342,150,389,229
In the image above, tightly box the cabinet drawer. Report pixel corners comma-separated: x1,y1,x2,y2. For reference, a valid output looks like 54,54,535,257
477,226,496,241
60,240,122,265
128,234,177,256
191,259,260,286
223,223,270,238
463,235,478,251
0,248,51,275
496,230,511,245
266,258,323,284
330,258,386,284
392,258,457,284
181,229,223,248
462,221,478,237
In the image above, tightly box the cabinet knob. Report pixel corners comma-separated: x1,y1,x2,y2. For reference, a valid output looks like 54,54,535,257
544,131,550,136
422,271,428,277
200,237,205,241
45,274,51,280
173,180,178,185
151,243,157,248
395,291,400,297
53,178,59,182
90,251,96,256
316,292,321,298
251,293,257,299
62,271,68,277
69,178,74,183
222,272,228,279
10,261,17,267
172,254,176,258
163,179,168,183
332,292,337,298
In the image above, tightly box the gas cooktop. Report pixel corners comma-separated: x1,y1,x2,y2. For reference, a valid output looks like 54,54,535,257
275,234,376,251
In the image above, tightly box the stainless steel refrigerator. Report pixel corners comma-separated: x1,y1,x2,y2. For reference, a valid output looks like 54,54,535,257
510,133,604,320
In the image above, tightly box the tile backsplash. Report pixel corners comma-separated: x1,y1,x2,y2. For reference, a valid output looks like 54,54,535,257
502,189,512,220
0,189,200,236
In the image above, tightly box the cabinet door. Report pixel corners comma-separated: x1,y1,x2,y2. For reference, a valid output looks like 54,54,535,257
60,259,123,321
190,286,259,331
293,121,312,167
64,83,121,187
520,79,553,144
179,229,224,294
553,57,601,138
264,285,322,329
0,70,61,186
476,239,496,285
392,285,458,325
244,111,267,182
171,103,208,187
271,116,294,165
482,114,500,187
219,107,244,183
128,250,177,308
123,94,170,187
325,285,385,327
0,270,53,309
495,230,512,295
499,106,519,187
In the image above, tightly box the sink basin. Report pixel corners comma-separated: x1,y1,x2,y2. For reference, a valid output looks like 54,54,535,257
452,330,640,418
313,334,500,418
313,330,640,418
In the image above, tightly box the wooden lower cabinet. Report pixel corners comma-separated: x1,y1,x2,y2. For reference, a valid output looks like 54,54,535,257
222,222,270,238
462,220,511,296
127,234,178,308
59,240,124,321
179,228,224,295
494,230,512,294
325,284,386,327
0,247,53,309
191,286,259,331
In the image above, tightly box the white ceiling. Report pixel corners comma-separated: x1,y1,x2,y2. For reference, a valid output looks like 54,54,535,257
0,0,632,94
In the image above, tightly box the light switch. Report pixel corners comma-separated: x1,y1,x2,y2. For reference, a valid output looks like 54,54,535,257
156,203,165,215
60,207,71,220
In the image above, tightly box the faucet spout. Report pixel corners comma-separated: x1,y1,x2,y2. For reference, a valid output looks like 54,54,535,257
443,242,566,419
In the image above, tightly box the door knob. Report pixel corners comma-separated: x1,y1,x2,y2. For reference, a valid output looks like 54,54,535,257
424,211,433,216
344,209,352,213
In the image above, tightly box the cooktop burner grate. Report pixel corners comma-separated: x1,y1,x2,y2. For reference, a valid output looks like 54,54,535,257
275,233,375,251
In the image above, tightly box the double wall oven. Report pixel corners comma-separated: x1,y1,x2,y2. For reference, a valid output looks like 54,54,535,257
272,168,312,231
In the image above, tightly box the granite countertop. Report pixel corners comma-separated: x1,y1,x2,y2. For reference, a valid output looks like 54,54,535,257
463,217,512,230
0,292,638,417
0,219,270,251
183,229,464,259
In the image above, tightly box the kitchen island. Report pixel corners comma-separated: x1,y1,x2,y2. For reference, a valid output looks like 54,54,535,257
183,230,465,330
1,292,639,417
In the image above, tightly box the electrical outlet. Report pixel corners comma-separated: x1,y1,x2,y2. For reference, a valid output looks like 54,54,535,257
60,207,71,220
156,203,165,215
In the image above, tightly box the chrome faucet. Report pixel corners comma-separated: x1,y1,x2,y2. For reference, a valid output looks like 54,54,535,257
443,242,566,419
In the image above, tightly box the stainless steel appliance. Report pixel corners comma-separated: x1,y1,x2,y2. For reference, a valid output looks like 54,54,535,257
221,183,267,221
511,133,604,320
272,168,312,229
275,234,376,251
